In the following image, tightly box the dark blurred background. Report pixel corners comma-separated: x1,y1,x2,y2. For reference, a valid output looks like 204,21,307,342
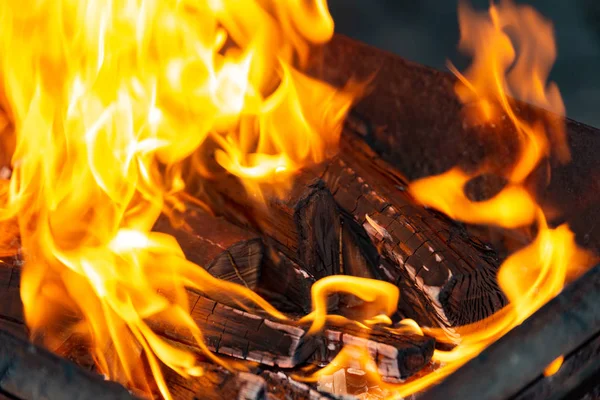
327,0,600,128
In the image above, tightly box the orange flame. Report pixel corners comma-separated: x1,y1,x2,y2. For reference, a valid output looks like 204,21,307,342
543,355,564,377
0,0,359,398
411,0,568,228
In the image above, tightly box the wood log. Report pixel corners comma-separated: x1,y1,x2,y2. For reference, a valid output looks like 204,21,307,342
419,262,600,400
151,294,318,369
0,223,432,392
0,329,134,400
202,175,342,282
201,127,507,330
153,209,314,314
332,130,507,331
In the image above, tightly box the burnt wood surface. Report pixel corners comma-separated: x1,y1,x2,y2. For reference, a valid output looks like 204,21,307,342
321,34,600,254
163,362,267,400
150,294,319,369
331,130,507,331
153,209,314,314
203,175,342,283
311,325,434,381
419,262,600,400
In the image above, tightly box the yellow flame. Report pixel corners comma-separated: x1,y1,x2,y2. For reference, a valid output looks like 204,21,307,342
410,0,567,228
0,0,359,398
300,275,399,335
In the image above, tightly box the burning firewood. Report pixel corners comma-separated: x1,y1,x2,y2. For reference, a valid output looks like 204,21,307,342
200,126,507,332
0,253,432,398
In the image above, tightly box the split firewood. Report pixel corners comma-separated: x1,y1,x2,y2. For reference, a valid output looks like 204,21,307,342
200,127,507,331
331,129,507,331
0,329,134,400
153,209,314,314
150,294,318,369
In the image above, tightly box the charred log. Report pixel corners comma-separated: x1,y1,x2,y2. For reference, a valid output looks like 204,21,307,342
150,294,318,369
202,175,342,282
329,130,507,330
313,326,434,381
150,293,434,379
153,209,314,314
201,127,507,330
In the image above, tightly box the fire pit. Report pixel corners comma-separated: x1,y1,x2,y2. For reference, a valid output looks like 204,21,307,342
0,1,598,400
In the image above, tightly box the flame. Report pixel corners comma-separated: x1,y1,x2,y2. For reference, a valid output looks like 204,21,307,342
0,0,359,398
411,0,567,228
543,355,564,377
0,0,595,398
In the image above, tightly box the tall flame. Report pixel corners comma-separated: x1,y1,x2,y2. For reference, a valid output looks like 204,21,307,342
0,0,358,398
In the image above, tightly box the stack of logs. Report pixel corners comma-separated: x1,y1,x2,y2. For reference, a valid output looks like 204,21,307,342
0,117,509,400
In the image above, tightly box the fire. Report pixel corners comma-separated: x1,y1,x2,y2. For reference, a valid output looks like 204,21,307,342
0,0,358,398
